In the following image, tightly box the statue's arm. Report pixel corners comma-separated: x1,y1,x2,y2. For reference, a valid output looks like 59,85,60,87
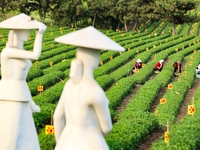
93,95,112,136
53,93,65,142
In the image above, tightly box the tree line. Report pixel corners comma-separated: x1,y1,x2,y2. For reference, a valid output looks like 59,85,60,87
0,0,199,32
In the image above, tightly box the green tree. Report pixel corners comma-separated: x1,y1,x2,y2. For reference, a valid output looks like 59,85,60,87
36,0,59,23
153,0,198,34
87,0,113,28
109,0,129,31
87,0,101,27
18,0,38,15
52,0,87,27
125,0,145,31
0,0,17,19
108,0,143,31
17,0,59,22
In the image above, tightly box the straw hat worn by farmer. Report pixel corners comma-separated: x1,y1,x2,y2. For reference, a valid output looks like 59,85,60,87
53,26,125,150
0,13,46,150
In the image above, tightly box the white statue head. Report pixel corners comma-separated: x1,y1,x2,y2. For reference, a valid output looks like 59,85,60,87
13,30,30,42
55,26,125,82
77,47,101,69
0,13,39,30
0,13,45,48
7,30,30,48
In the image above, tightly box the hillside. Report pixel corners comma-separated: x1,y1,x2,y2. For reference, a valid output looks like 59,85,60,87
0,11,200,149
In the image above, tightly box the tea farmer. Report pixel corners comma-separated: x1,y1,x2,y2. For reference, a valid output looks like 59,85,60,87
53,26,125,150
196,64,200,74
133,59,142,71
154,59,164,72
0,13,46,150
173,61,181,76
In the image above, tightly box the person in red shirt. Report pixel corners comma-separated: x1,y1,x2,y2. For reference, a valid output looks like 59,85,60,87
173,61,181,76
154,60,164,72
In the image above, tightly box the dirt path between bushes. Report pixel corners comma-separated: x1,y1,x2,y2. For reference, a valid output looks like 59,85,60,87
114,84,142,123
176,78,200,122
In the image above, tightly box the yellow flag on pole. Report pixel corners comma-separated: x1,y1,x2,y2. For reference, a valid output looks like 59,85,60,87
160,98,167,104
188,105,195,115
165,132,169,143
45,125,54,135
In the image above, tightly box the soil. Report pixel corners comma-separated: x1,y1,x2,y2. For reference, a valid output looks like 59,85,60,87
136,128,163,150
115,84,142,116
149,87,167,113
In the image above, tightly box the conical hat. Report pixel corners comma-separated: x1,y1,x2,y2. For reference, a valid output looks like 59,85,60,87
55,26,125,52
136,59,142,62
159,60,164,63
0,13,40,29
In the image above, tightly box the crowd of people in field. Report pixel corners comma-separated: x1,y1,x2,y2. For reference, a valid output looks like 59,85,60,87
132,58,200,77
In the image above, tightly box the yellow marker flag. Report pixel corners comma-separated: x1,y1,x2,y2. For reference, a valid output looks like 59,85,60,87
45,125,54,135
50,62,53,67
155,110,158,116
142,64,145,68
100,61,103,65
116,82,118,87
135,69,139,73
38,86,43,92
184,71,187,76
168,83,173,90
51,44,54,49
160,98,167,104
165,132,169,143
188,105,195,115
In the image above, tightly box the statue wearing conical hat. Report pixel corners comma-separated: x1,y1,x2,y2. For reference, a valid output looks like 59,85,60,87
0,13,46,150
53,26,125,150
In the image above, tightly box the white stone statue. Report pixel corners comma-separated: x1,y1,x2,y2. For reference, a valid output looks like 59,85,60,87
53,26,125,150
0,13,46,150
